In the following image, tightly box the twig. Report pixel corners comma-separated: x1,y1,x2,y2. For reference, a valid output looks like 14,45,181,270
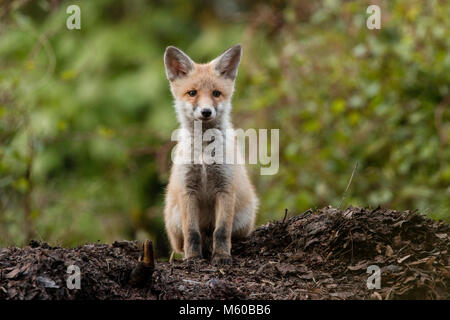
338,162,359,209
23,117,34,243
349,231,354,264
282,208,288,223
183,279,204,286
16,16,56,92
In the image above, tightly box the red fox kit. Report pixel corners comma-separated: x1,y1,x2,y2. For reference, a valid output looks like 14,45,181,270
163,45,258,265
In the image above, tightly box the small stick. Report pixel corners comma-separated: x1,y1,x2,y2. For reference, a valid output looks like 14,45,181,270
282,208,288,223
129,240,155,287
338,162,359,209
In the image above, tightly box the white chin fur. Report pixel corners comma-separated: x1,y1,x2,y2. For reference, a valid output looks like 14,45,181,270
175,100,230,127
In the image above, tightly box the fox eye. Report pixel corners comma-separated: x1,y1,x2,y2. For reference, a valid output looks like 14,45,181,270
212,90,221,97
187,90,197,97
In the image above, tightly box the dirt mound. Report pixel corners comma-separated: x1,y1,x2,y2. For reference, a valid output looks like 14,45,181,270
0,240,152,299
0,207,449,300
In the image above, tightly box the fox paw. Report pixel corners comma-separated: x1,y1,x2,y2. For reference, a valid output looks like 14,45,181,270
211,253,232,266
184,254,203,264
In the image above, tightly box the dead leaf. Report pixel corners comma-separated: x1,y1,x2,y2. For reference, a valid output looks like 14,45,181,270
425,256,435,267
304,238,319,249
392,221,404,228
276,263,298,275
290,250,305,261
393,235,402,247
376,244,382,254
4,268,20,279
298,271,314,280
439,266,450,278
408,256,435,267
403,276,416,284
371,292,382,300
385,245,393,257
330,292,353,299
36,276,59,289
348,260,368,271
261,279,275,286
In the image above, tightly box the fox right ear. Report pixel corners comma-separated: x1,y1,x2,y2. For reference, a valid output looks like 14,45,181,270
164,46,194,81
212,44,242,80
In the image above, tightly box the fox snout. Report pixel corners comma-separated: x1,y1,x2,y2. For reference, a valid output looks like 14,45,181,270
201,108,212,118
197,106,216,121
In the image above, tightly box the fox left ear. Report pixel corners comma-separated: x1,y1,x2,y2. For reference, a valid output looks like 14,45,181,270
212,44,242,80
164,46,195,82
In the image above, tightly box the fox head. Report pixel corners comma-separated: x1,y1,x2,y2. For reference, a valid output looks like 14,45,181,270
164,45,242,127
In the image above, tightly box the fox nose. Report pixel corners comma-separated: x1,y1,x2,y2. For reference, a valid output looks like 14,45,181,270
201,109,212,118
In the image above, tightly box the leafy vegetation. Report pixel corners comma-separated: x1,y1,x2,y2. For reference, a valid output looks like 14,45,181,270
0,0,448,256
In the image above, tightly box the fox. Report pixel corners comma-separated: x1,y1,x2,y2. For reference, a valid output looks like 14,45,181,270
163,44,258,265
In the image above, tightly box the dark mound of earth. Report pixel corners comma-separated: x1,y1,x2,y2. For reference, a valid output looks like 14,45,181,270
0,207,449,300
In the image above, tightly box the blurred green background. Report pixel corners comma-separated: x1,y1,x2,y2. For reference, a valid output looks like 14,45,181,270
0,0,449,256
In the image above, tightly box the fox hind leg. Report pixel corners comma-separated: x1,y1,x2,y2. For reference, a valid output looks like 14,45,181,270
165,205,184,253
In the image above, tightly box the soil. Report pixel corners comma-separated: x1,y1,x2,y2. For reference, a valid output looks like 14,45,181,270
0,206,449,300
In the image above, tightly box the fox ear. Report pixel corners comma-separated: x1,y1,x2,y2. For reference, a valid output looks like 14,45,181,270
164,46,194,81
213,44,242,80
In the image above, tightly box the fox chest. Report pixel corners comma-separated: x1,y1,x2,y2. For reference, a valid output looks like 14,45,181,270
184,164,232,198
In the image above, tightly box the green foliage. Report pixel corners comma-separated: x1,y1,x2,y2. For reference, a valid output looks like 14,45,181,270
0,0,448,254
